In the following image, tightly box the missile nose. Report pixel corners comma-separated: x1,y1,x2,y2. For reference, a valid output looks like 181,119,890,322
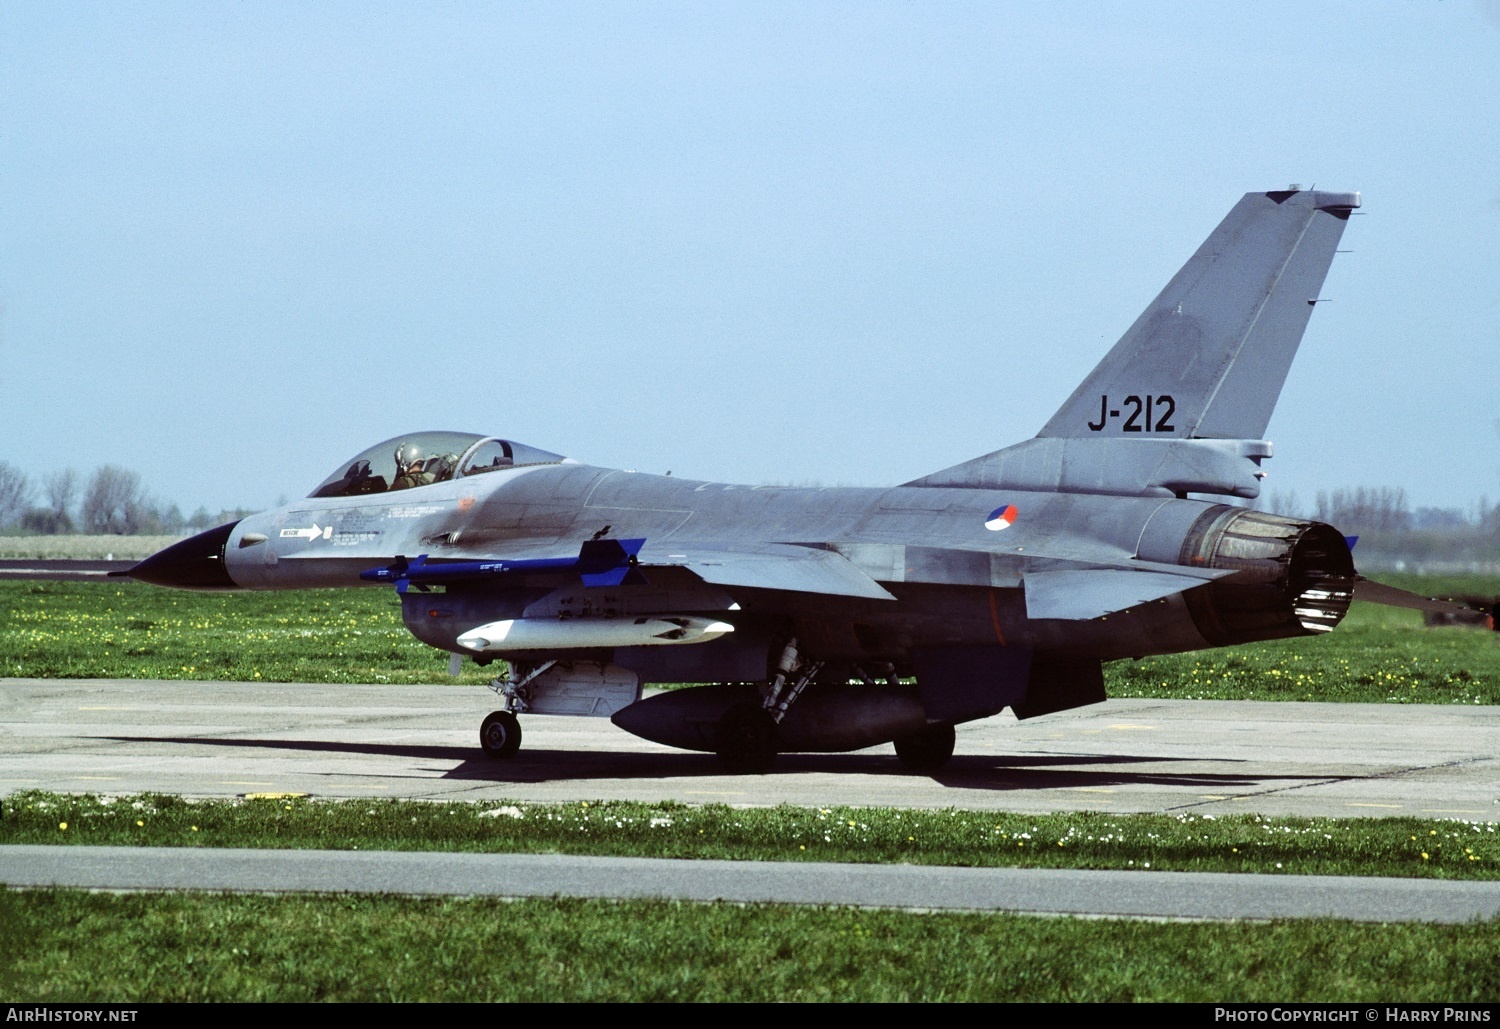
113,520,242,590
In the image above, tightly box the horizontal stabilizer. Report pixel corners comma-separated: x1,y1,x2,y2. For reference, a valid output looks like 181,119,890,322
905,436,1272,497
1024,568,1227,621
643,543,897,600
1354,577,1496,626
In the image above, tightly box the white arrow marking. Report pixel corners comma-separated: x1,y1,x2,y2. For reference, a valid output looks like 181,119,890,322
279,524,325,540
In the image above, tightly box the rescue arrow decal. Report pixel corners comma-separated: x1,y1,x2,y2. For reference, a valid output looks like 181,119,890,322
279,524,332,540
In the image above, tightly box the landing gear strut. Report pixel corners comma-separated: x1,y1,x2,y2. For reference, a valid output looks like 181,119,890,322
477,659,556,759
712,637,824,774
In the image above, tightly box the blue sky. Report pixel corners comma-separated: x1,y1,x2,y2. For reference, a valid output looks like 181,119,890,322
2,2,1497,516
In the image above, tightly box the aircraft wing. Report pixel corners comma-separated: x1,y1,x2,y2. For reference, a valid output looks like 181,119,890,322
648,543,1235,611
373,534,1243,613
360,538,894,599
1023,567,1234,621
640,542,897,600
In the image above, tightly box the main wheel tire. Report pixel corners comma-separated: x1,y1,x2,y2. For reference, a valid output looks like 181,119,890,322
714,702,778,774
480,710,522,759
893,722,955,771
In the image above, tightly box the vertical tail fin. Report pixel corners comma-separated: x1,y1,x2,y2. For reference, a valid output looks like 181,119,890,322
906,188,1360,497
1039,187,1359,441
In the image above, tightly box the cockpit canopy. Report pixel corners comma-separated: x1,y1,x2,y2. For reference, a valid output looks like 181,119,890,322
309,432,566,498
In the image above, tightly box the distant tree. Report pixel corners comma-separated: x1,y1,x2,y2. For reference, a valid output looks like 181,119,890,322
1258,489,1302,519
81,465,150,534
1479,495,1500,539
155,503,185,534
1315,487,1411,535
45,469,78,530
0,461,32,527
19,507,65,533
18,469,83,534
187,505,256,530
1411,507,1468,531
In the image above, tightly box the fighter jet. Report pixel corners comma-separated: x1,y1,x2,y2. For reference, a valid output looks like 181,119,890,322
121,187,1473,772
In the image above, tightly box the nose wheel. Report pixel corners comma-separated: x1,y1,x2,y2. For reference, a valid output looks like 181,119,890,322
480,710,522,759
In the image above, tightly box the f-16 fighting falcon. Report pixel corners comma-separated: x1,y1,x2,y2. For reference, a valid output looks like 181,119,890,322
121,187,1473,772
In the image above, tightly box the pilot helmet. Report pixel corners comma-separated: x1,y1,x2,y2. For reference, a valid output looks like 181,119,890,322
394,442,425,473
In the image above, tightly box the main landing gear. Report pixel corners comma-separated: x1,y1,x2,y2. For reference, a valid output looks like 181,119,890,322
708,647,958,775
714,702,779,774
712,638,823,775
892,722,956,772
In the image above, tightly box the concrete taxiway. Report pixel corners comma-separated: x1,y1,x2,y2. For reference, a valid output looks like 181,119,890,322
3,678,1496,818
5,845,1498,923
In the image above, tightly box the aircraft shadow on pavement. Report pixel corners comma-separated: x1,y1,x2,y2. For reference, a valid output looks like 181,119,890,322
102,735,1321,794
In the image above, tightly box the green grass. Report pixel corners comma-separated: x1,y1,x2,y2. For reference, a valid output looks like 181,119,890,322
1112,577,1500,704
6,581,1495,1003
1365,572,1500,600
4,579,1498,702
3,889,1496,1002
6,793,1495,880
0,581,492,684
1109,599,1500,704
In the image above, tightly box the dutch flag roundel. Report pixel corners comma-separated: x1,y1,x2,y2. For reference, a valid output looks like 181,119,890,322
985,504,1018,531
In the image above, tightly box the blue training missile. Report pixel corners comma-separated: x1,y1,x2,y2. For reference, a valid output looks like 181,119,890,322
360,537,647,592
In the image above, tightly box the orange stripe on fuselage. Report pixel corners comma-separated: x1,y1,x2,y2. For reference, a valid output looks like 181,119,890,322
988,589,1007,646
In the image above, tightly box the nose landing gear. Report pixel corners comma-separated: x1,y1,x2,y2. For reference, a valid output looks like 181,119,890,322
479,710,522,759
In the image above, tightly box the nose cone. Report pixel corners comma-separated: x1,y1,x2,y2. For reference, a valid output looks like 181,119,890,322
115,520,242,590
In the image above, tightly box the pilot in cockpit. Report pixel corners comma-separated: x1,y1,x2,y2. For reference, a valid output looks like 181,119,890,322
391,442,435,490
